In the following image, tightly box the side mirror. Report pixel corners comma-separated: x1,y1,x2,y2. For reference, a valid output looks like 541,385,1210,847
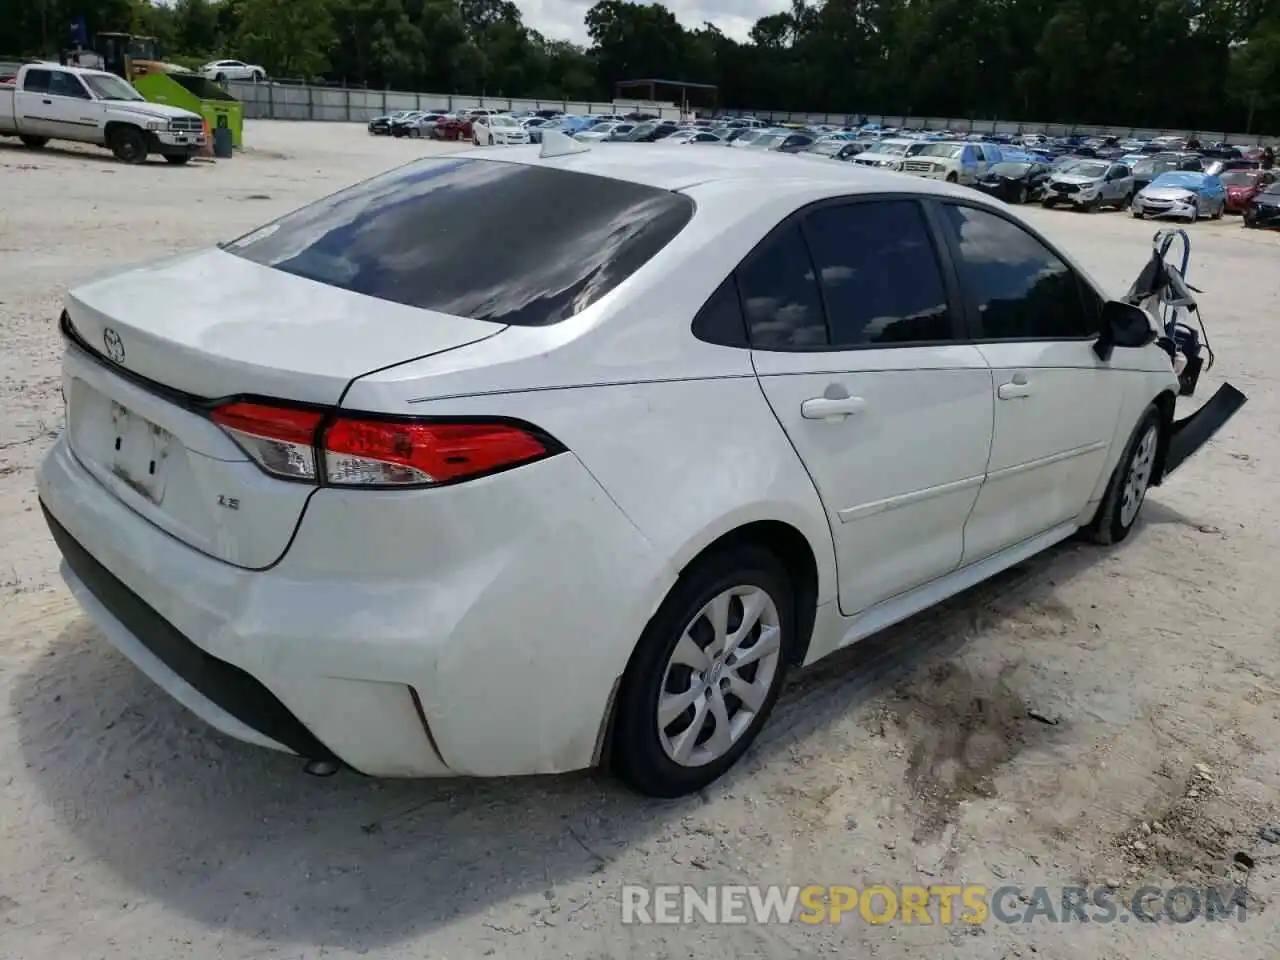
1094,300,1157,361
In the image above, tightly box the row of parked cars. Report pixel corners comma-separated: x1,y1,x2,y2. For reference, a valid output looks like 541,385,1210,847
368,107,1280,227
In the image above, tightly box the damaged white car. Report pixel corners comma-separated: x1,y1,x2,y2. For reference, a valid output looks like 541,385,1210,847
36,136,1246,798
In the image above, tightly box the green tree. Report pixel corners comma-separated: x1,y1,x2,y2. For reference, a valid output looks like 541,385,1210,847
234,0,335,76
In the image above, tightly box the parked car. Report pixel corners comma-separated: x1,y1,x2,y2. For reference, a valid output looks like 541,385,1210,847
38,145,1241,799
0,63,206,164
618,121,682,142
973,159,1054,203
1041,160,1134,211
659,130,725,145
200,59,265,82
900,141,997,184
472,114,530,146
1243,180,1280,228
431,114,473,141
1131,154,1202,194
390,111,429,138
849,137,923,169
402,113,446,139
529,115,595,143
1225,169,1278,214
574,121,630,142
1201,157,1259,177
747,130,817,153
368,111,411,136
1131,171,1227,221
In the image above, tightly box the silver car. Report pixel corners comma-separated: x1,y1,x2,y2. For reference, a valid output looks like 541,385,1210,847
1041,160,1134,211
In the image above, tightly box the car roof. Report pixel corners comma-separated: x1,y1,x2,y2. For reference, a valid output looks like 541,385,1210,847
459,140,988,201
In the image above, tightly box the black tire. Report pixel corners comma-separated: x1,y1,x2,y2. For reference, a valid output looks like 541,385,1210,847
215,73,226,83
611,545,796,798
1017,185,1028,204
1042,198,1056,208
108,126,148,164
1212,201,1224,220
946,172,958,183
164,154,191,165
487,133,494,145
472,133,480,146
251,71,264,82
1132,210,1145,219
1083,405,1162,546
18,135,48,149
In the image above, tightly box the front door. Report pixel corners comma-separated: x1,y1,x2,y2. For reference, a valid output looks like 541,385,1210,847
743,198,995,621
41,70,102,141
932,201,1124,564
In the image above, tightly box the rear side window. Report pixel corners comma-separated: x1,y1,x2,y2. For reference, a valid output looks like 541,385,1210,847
735,222,827,349
226,158,694,326
22,69,51,93
802,200,955,346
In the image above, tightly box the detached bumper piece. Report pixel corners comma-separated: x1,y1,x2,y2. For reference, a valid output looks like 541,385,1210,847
1163,383,1248,478
41,503,341,765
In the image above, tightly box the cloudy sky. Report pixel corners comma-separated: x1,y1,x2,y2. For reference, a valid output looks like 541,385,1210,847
515,0,786,44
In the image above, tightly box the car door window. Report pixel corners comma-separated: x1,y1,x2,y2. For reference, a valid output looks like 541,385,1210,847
939,203,1095,340
22,69,52,93
735,222,828,349
802,200,955,346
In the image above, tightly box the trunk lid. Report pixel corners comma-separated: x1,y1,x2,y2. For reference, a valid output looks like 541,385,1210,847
62,248,505,569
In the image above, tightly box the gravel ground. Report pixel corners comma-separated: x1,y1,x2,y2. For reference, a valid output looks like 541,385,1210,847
2,122,1279,960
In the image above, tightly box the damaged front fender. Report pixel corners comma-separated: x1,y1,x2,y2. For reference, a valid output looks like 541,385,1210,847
1161,383,1248,479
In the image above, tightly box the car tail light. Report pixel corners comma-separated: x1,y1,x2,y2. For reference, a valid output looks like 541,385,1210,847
211,401,557,487
211,401,324,481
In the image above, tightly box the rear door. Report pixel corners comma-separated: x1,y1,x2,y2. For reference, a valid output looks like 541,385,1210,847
747,197,994,619
933,201,1124,564
14,68,55,137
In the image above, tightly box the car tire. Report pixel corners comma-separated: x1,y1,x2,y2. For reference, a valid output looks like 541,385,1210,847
1132,210,1144,219
18,135,48,150
1185,208,1198,224
1212,201,1224,220
215,73,226,83
610,545,795,798
1042,198,1055,208
108,126,148,164
488,134,494,145
1083,404,1162,546
472,133,480,146
1017,185,1029,204
251,71,264,82
163,154,191,165
946,172,958,183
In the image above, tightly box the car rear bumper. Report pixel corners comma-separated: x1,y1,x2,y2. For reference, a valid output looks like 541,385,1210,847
38,432,662,778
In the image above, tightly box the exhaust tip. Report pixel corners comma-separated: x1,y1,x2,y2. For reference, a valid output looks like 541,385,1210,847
303,759,340,777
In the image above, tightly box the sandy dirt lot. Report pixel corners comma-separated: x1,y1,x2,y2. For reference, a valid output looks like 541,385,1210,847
2,122,1279,960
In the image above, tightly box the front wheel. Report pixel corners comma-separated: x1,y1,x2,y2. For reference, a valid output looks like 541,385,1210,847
610,545,795,798
18,135,48,149
945,172,958,184
1083,406,1161,546
1212,201,1224,220
1017,185,1029,204
163,154,191,165
487,133,494,145
215,73,226,83
108,126,148,164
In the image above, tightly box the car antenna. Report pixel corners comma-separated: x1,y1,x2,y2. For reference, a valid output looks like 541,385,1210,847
540,129,590,159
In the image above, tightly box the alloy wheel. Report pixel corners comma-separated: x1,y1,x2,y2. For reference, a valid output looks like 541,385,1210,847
1119,424,1158,528
657,585,782,767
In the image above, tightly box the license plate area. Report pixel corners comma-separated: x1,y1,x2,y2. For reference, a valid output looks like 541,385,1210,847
108,400,172,504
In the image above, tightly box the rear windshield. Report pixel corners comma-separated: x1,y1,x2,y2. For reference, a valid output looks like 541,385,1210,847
225,158,694,326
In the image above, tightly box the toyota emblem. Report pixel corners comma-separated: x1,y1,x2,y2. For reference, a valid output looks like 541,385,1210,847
103,328,125,364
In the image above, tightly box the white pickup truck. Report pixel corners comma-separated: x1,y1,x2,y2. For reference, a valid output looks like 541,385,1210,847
0,63,207,164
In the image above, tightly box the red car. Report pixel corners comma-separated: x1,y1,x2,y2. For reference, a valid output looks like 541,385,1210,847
431,116,474,141
1223,169,1279,213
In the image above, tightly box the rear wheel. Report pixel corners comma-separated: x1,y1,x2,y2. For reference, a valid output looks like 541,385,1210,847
18,135,48,150
215,72,226,83
108,126,148,164
1083,405,1161,546
611,545,795,798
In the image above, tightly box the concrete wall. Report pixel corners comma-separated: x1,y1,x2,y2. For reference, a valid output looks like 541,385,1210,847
220,80,1280,146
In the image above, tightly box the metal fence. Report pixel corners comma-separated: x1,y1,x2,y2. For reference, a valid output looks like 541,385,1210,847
226,79,1280,147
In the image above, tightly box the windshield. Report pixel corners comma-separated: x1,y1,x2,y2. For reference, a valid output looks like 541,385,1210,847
1220,171,1257,187
1057,160,1105,177
1151,172,1204,189
1133,159,1175,177
869,141,908,155
82,73,145,101
755,134,788,149
916,143,964,159
226,158,694,327
990,162,1033,177
1262,183,1280,197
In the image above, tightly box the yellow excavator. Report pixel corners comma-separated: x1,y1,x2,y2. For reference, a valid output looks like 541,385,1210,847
61,32,171,81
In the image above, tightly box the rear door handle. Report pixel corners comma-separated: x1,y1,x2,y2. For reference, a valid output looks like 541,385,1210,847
997,380,1033,400
42,98,52,104
801,396,867,420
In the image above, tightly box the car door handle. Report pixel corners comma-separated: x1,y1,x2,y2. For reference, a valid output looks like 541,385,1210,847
997,381,1033,400
801,396,867,420
42,98,52,104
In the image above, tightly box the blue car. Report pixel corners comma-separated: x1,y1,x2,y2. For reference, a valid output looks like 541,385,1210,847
528,115,597,143
1131,171,1227,221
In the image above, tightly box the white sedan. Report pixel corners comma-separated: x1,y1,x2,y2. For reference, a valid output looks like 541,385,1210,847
200,60,266,82
37,134,1243,797
471,114,530,146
